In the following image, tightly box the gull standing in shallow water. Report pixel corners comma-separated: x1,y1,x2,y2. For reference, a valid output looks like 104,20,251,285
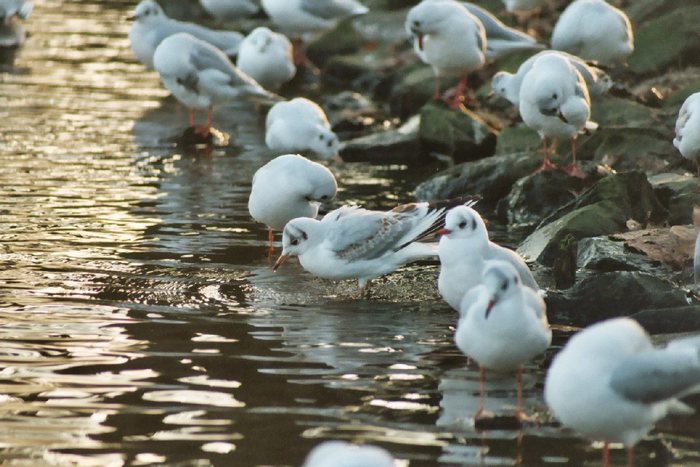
673,92,700,186
551,0,634,66
545,317,700,467
405,0,486,108
455,261,551,419
437,205,538,311
248,154,337,249
273,199,478,290
265,97,342,163
236,26,296,91
128,0,244,70
303,441,395,467
519,52,597,178
153,32,280,137
491,50,613,107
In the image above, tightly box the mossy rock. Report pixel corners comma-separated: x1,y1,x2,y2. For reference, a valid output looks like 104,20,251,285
586,127,675,172
590,95,660,128
495,124,541,155
418,103,498,163
307,18,364,66
628,6,700,74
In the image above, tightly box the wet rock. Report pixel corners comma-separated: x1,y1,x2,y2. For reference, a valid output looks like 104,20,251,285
504,170,590,229
590,95,660,128
587,127,675,173
650,173,700,225
322,53,395,94
389,65,443,119
418,103,498,164
628,5,700,74
322,91,383,133
414,151,541,207
552,234,577,290
576,236,663,274
307,19,364,67
339,116,424,164
518,172,667,266
546,272,690,327
632,305,700,334
494,124,541,156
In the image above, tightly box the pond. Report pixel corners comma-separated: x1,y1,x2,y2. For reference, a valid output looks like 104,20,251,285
1,1,699,465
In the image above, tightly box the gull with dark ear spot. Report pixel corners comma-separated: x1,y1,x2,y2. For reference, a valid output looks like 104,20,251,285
236,27,296,91
273,199,478,291
128,0,244,70
248,154,337,249
437,205,539,311
153,32,281,137
519,52,597,178
545,317,700,466
455,260,551,420
265,97,342,163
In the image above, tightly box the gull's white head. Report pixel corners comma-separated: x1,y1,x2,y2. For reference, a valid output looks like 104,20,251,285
482,260,521,317
131,0,166,24
440,206,489,243
405,0,459,48
244,26,276,53
308,125,340,161
491,71,516,103
273,217,319,270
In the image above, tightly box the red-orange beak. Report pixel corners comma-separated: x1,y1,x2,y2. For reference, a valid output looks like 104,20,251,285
272,254,288,271
484,299,495,319
436,228,451,236
557,110,568,123
126,13,137,21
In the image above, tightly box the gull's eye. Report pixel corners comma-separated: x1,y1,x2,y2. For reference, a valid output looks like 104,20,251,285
318,134,324,140
301,231,308,240
320,195,328,200
458,221,467,229
501,282,508,291
552,93,558,99
290,238,299,246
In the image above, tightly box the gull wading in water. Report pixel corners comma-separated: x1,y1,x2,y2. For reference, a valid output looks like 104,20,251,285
673,92,700,186
405,0,486,108
248,154,337,249
265,97,342,163
551,0,634,66
303,441,396,467
545,317,700,467
491,50,613,107
153,32,280,137
236,26,296,90
519,52,597,178
437,205,538,312
128,0,244,70
273,199,478,290
455,261,551,419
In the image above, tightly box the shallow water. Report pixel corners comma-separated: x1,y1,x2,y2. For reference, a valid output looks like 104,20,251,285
1,1,700,466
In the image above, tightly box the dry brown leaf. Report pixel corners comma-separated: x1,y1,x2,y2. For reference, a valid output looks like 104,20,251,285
612,225,696,269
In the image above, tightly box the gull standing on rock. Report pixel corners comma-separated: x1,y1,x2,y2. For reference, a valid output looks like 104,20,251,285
0,0,32,51
673,92,700,185
455,261,551,419
129,0,244,70
545,317,700,467
519,52,596,178
406,0,486,108
248,154,337,248
265,97,342,163
491,50,613,106
199,0,260,22
303,441,396,467
437,205,538,311
236,27,296,90
273,200,477,290
551,0,634,66
153,32,280,137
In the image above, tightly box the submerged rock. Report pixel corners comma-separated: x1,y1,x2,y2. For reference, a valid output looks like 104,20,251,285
517,172,667,265
414,151,541,207
418,104,498,163
546,271,690,327
339,116,424,164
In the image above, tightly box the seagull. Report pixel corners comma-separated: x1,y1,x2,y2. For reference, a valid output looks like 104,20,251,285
437,205,538,312
491,50,613,106
518,52,596,178
248,154,337,249
153,32,280,137
545,317,700,467
406,0,486,108
260,0,368,65
0,0,32,49
199,0,260,22
236,26,296,90
265,97,342,163
673,92,700,185
128,0,244,70
303,441,396,467
455,260,551,419
273,199,477,290
551,0,634,66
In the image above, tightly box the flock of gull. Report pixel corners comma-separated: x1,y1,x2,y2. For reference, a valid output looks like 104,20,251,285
5,0,700,465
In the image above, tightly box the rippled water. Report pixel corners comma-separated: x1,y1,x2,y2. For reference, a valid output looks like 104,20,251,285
2,1,700,465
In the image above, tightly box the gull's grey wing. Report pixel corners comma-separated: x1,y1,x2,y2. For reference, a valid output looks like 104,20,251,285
462,2,537,44
189,40,259,87
489,243,539,290
610,348,700,404
300,0,366,20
